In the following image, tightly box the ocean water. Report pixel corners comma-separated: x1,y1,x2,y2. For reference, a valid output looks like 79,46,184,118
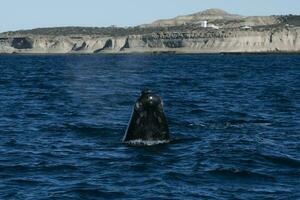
0,54,299,199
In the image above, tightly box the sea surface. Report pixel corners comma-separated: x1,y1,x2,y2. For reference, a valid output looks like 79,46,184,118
0,54,299,199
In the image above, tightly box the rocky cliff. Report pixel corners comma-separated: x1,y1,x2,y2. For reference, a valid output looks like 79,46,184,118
0,9,299,54
0,27,299,54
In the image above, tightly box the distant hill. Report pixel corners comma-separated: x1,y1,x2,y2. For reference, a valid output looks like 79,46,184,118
140,9,299,29
140,9,242,27
1,9,299,37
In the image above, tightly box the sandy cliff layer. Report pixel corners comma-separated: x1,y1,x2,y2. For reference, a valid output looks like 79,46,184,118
0,28,299,54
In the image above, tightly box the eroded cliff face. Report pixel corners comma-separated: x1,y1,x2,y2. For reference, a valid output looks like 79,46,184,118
0,36,129,53
129,28,300,53
0,28,299,54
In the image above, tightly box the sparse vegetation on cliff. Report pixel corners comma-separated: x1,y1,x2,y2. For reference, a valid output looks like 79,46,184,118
2,26,206,37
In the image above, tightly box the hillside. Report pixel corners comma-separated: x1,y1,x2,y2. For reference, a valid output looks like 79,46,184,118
0,9,299,54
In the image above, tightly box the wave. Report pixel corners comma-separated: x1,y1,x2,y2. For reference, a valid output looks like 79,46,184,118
194,118,273,129
207,168,275,181
36,164,79,172
66,123,121,136
0,164,29,173
7,178,43,185
260,154,300,168
189,109,207,114
123,139,170,146
169,137,200,144
51,187,126,199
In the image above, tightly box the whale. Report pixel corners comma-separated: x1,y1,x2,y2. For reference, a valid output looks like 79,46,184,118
123,89,170,145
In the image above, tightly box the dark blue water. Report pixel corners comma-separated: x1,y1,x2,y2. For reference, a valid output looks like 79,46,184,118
0,54,299,199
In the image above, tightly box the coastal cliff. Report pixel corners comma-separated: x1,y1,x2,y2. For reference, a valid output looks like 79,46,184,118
1,9,299,54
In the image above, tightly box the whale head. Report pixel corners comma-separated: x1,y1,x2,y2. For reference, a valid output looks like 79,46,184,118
123,89,170,145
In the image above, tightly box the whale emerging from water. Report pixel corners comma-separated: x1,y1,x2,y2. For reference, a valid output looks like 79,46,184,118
123,90,170,145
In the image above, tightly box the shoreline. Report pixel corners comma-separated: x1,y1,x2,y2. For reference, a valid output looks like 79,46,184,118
1,51,300,56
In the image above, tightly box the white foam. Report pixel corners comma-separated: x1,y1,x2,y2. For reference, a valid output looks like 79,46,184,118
123,139,170,146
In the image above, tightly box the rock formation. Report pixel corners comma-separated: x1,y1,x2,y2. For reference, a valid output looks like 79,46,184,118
0,9,299,54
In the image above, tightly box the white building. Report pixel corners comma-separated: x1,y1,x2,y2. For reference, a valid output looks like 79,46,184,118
197,21,208,28
241,25,251,30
